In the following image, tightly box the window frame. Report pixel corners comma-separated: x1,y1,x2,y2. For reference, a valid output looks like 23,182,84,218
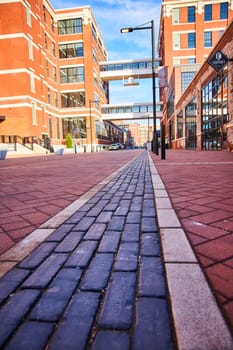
220,2,228,19
60,66,85,84
188,32,196,48
188,6,196,23
204,4,212,21
204,31,212,47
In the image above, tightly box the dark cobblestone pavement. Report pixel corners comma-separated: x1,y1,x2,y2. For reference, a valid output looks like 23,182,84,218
0,151,175,350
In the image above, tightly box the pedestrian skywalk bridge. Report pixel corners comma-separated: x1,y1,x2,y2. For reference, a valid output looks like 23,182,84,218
101,102,163,121
100,57,163,121
100,57,161,81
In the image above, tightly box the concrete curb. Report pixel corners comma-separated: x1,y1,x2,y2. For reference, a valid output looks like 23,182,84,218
148,152,233,350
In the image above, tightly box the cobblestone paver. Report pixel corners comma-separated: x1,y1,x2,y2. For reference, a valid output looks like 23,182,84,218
0,152,175,350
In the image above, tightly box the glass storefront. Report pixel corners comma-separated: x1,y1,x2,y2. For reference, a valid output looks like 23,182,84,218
62,117,87,139
185,97,197,149
202,69,228,150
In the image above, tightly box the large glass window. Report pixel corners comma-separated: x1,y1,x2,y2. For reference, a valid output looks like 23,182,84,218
60,66,84,84
181,71,196,93
58,18,82,35
59,42,83,59
204,31,212,47
204,4,212,21
177,111,183,138
185,98,197,149
61,91,85,108
188,6,195,22
188,33,196,48
220,2,228,19
202,71,228,150
167,90,174,120
62,117,86,139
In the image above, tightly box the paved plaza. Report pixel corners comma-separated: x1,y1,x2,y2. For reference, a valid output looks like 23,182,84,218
0,149,232,349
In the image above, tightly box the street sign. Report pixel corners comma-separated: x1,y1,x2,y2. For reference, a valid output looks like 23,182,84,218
208,51,228,72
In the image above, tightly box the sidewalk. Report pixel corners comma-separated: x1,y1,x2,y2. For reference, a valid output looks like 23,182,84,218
150,149,233,333
0,149,232,349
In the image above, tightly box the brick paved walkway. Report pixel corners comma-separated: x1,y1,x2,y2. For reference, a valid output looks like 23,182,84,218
0,151,175,350
0,149,233,349
150,149,233,333
0,151,140,255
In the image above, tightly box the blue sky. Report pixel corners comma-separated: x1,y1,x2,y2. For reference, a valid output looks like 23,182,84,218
51,0,162,105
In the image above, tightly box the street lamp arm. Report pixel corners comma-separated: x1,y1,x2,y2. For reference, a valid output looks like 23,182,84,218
120,20,152,34
120,26,151,33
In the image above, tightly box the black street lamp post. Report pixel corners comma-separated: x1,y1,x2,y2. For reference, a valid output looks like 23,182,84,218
120,20,158,155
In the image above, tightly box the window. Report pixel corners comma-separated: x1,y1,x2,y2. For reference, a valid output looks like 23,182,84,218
93,48,97,64
59,42,83,58
55,91,58,107
204,4,212,21
202,72,228,150
56,117,60,139
43,5,46,22
173,32,180,49
167,90,174,120
62,117,87,139
188,58,196,63
58,18,82,35
219,30,224,37
188,32,196,48
94,73,98,87
61,91,85,108
181,71,196,93
47,88,50,104
51,16,55,32
220,2,228,19
45,33,48,49
92,24,97,42
53,66,57,82
49,116,52,138
60,66,84,84
173,8,180,24
173,58,181,65
177,111,183,138
188,6,195,22
204,31,212,47
52,42,56,56
46,60,49,77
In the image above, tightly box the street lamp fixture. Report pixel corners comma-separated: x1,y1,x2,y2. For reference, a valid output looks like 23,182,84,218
120,20,159,155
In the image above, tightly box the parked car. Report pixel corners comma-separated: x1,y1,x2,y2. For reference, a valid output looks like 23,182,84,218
109,143,120,150
109,143,124,150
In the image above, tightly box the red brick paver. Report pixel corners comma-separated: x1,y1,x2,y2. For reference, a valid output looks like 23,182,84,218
0,151,141,255
150,149,233,332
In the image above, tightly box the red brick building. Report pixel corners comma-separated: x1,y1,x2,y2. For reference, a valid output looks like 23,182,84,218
172,20,233,151
158,0,233,150
0,0,109,151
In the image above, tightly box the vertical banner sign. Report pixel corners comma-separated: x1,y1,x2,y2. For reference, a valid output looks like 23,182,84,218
158,66,168,88
208,51,228,72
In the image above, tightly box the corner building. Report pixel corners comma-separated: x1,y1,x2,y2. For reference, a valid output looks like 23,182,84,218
0,0,109,150
158,0,233,150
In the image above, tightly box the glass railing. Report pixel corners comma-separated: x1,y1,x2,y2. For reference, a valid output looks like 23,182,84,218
100,59,161,72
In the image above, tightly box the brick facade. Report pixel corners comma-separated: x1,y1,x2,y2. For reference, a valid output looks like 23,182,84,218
0,0,109,149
